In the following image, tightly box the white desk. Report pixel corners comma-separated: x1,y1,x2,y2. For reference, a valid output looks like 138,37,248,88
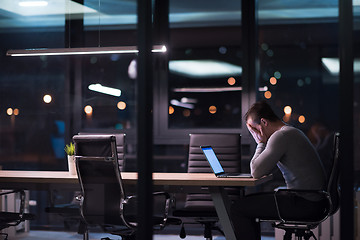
0,171,271,240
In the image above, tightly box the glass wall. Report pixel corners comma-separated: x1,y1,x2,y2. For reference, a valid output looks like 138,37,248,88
257,1,339,133
0,2,66,170
0,56,66,170
168,47,243,129
354,1,360,240
0,0,359,236
81,54,137,131
1,2,353,168
354,0,360,172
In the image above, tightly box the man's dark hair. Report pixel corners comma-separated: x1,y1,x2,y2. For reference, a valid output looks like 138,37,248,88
244,101,280,124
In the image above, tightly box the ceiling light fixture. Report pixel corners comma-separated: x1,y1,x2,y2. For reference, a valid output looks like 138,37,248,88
6,45,167,57
322,57,360,75
172,87,243,93
18,1,48,7
88,84,121,97
170,99,195,109
169,59,242,78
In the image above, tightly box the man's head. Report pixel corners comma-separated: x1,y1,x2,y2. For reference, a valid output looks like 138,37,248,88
244,101,282,142
244,101,280,124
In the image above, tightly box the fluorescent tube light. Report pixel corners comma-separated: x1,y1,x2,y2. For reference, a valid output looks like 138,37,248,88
6,45,167,57
171,86,269,93
169,60,242,78
172,87,242,93
322,58,360,76
2,0,96,16
258,86,268,92
88,84,121,97
19,1,48,7
170,99,195,109
322,58,339,75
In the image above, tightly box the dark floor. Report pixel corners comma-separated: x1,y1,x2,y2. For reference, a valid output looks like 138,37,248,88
10,230,275,240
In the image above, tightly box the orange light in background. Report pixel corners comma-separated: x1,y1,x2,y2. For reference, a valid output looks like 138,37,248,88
284,106,292,115
43,94,52,104
183,109,191,117
269,77,277,85
209,105,217,114
13,108,19,116
298,115,305,123
227,77,236,86
283,115,290,122
6,108,13,116
117,101,126,110
264,91,272,99
169,106,174,115
84,105,93,115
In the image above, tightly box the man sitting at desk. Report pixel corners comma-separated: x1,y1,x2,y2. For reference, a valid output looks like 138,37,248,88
231,101,327,240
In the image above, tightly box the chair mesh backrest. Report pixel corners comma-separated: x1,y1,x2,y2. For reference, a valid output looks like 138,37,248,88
73,135,125,226
327,132,340,215
185,133,241,207
78,133,126,171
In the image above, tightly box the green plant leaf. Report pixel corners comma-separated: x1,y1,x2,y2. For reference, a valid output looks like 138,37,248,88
64,142,75,156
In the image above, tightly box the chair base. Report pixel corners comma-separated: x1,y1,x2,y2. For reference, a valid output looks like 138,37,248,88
280,228,317,240
179,220,224,240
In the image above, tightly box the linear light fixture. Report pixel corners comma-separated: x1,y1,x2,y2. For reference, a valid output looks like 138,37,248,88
172,87,243,93
170,99,194,109
88,84,121,97
18,1,48,7
6,45,167,57
1,0,96,16
322,57,360,75
169,59,242,78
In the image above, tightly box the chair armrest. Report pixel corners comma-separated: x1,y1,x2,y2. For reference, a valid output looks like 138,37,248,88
273,189,331,224
75,194,83,202
120,191,171,229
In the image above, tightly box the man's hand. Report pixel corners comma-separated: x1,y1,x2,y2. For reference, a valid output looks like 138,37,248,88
247,123,267,144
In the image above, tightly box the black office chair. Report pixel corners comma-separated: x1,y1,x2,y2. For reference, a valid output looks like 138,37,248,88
0,190,35,240
172,133,242,240
270,132,340,240
77,133,127,171
73,134,176,240
45,133,126,234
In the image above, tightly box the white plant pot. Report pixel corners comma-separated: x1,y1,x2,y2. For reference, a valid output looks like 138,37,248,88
67,155,76,175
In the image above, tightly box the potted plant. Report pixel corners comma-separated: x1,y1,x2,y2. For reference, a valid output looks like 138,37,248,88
64,142,76,175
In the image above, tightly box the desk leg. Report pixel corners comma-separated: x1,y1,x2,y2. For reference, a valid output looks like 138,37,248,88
209,186,237,240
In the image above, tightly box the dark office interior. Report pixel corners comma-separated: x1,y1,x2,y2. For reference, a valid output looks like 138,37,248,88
0,0,359,239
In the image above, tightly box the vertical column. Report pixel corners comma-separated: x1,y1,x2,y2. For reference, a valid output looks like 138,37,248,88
64,0,84,143
137,0,154,239
241,0,258,131
153,0,169,138
339,0,354,239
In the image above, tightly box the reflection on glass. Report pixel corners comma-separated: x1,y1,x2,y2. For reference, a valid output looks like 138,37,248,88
82,55,136,130
168,46,242,129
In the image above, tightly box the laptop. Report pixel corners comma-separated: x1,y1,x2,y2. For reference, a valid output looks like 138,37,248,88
201,145,252,178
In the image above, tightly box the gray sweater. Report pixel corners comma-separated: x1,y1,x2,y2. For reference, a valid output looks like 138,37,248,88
250,125,326,190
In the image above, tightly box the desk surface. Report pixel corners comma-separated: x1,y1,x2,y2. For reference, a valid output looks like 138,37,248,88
0,171,271,188
0,171,271,240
